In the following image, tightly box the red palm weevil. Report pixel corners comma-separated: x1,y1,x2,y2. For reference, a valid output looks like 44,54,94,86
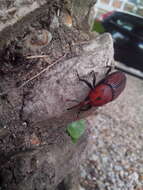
67,67,126,113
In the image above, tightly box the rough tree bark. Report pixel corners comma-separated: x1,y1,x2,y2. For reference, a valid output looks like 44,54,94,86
0,0,114,190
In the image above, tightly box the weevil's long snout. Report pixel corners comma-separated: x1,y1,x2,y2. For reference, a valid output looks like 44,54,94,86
67,100,90,110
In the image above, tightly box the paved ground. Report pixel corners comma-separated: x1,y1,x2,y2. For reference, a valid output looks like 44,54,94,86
80,74,143,190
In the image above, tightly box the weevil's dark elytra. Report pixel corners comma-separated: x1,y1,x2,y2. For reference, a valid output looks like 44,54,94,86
99,71,126,101
67,68,126,112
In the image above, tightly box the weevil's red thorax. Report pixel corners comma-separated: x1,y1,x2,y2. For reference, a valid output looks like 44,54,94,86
88,71,126,107
88,84,113,106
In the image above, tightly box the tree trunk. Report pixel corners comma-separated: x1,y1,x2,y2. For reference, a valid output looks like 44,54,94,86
0,0,114,190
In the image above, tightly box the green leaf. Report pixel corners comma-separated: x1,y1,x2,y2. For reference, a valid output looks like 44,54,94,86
67,120,86,143
71,138,78,143
92,20,105,33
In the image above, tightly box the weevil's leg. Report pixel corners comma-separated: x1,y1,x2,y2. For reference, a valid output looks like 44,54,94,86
66,99,80,110
76,110,81,119
80,104,92,111
105,58,114,76
76,71,93,89
92,71,96,88
67,105,77,110
76,105,92,119
106,65,112,76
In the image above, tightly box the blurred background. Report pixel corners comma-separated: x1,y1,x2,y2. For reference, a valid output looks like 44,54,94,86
95,0,143,18
92,0,143,78
78,2,143,190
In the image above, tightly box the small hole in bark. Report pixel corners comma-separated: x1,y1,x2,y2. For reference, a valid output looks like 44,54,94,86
56,79,60,84
0,174,3,186
1,94,8,100
57,180,66,190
